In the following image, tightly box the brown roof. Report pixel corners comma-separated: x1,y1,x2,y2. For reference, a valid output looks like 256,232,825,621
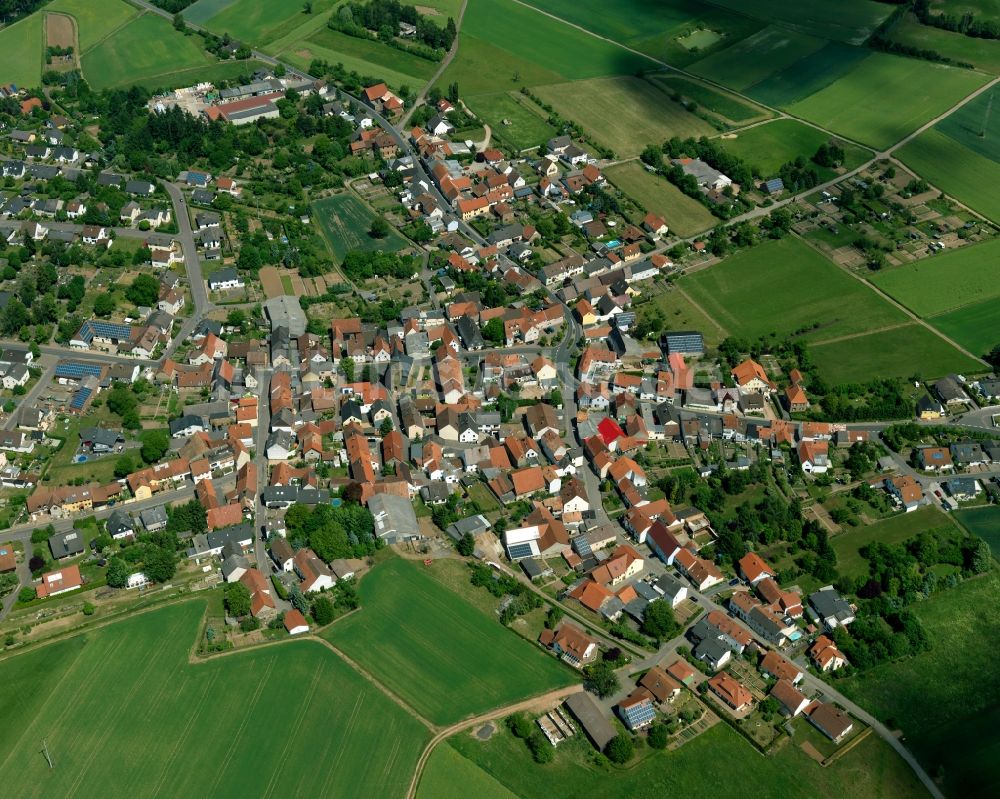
809,702,853,740
284,608,309,632
708,672,752,709
638,666,681,703
770,678,807,715
760,651,802,683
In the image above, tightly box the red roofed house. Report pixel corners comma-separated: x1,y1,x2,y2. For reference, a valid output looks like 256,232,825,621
809,635,848,672
708,672,753,712
538,620,598,668
731,358,776,395
35,564,83,598
597,417,625,447
284,608,310,635
207,502,244,531
738,552,776,585
771,678,810,717
784,383,810,412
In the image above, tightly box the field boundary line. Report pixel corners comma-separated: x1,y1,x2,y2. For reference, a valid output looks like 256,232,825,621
673,285,729,338
78,7,144,56
809,321,912,346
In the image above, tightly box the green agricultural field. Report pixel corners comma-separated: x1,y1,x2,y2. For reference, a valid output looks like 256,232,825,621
832,506,955,578
809,323,982,383
649,75,770,123
534,76,715,158
312,194,408,262
928,297,1000,358
871,238,1000,316
129,59,268,93
438,0,654,95
936,86,1000,163
840,570,1000,799
689,25,826,91
897,128,1000,223
0,11,44,89
636,286,727,348
281,40,419,90
82,13,216,91
605,161,716,237
716,119,870,179
706,0,891,44
304,27,438,84
787,53,988,149
0,602,430,798
188,0,337,45
465,92,557,151
417,745,518,799
955,506,1000,555
682,238,909,344
325,557,574,726
48,0,138,52
889,11,1000,73
743,41,872,108
445,714,927,799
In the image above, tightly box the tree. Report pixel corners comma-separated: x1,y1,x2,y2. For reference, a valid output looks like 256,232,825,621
505,713,533,739
605,733,634,764
126,273,160,307
641,600,679,640
526,730,553,763
240,616,260,632
303,0,313,12
647,722,670,749
107,557,129,588
173,13,185,32
456,532,475,556
311,595,335,625
987,343,1000,370
482,316,505,345
139,429,170,464
225,581,252,617
584,661,620,698
289,585,309,613
378,417,393,437
144,546,176,583
18,586,36,603
369,217,390,239
971,538,993,574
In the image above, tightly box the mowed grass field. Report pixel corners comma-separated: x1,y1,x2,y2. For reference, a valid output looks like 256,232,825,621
303,27,438,84
313,193,408,262
637,286,727,348
443,713,928,799
82,13,216,91
325,557,574,726
418,744,519,799
955,505,1000,556
0,11,44,89
716,119,870,178
930,297,1000,358
897,129,1000,223
649,75,771,123
832,506,954,578
48,0,137,51
465,92,558,151
787,53,989,149
0,602,430,798
840,570,1000,799
689,25,826,92
605,161,716,237
187,0,337,45
534,76,715,157
128,59,267,92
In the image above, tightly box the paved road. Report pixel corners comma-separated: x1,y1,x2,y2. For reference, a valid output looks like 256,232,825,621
2,357,56,430
400,0,469,129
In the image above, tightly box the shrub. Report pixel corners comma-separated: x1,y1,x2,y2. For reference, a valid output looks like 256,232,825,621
505,712,533,739
605,733,635,764
18,586,36,603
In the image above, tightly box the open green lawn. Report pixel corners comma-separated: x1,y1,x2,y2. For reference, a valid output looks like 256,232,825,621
0,11,44,89
682,237,909,344
787,53,988,149
188,0,337,45
897,128,1000,223
716,119,870,179
810,323,982,383
535,76,715,158
832,506,955,578
649,75,771,123
0,602,430,798
689,25,826,91
48,0,138,52
955,506,1000,556
605,161,716,237
465,92,558,151
439,0,654,95
443,713,927,799
870,238,1000,316
325,557,574,726
418,743,518,799
312,193,407,262
637,286,727,348
743,41,873,108
890,11,1000,73
928,297,1000,359
304,27,438,84
82,13,216,91
839,570,1000,799
705,0,891,44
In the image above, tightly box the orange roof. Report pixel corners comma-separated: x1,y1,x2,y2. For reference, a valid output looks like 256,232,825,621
708,672,752,709
206,502,243,531
731,358,774,389
511,465,545,496
739,552,775,582
568,580,613,612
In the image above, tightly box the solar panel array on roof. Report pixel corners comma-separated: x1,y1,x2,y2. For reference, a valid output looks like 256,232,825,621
55,361,104,379
70,387,92,410
84,321,132,340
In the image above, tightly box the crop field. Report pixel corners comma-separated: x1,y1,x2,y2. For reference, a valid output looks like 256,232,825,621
534,77,715,157
82,13,216,91
282,40,418,90
304,27,439,84
955,506,1000,556
313,194,408,262
897,129,1000,223
936,87,1000,162
743,42,872,108
649,75,770,123
871,238,1000,316
465,92,557,151
689,26,826,91
325,557,574,726
716,119,870,178
636,286,727,348
0,602,430,798
706,0,891,44
444,714,927,799
809,323,982,383
787,53,988,149
889,11,1000,73
187,0,337,45
48,0,137,51
0,12,44,89
128,59,267,92
418,745,518,799
439,0,654,96
682,238,909,344
840,570,1000,799
605,162,715,237
832,506,954,578
927,298,1000,358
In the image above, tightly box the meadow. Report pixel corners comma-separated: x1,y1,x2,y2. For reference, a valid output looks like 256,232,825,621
832,506,955,578
705,0,891,44
787,53,988,149
48,0,137,52
605,161,716,237
840,570,1000,799
0,602,430,798
282,40,420,90
418,744,518,799
928,297,1000,358
443,714,928,799
870,238,1000,316
313,194,408,261
743,42,872,108
0,11,44,89
689,26,825,92
534,76,715,157
128,59,268,93
325,557,574,726
896,128,1000,223
716,119,870,178
635,286,727,348
889,11,1000,73
464,92,558,151
187,0,337,45
955,506,1000,555
809,323,982,383
649,75,770,123
304,26,438,84
82,13,216,91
